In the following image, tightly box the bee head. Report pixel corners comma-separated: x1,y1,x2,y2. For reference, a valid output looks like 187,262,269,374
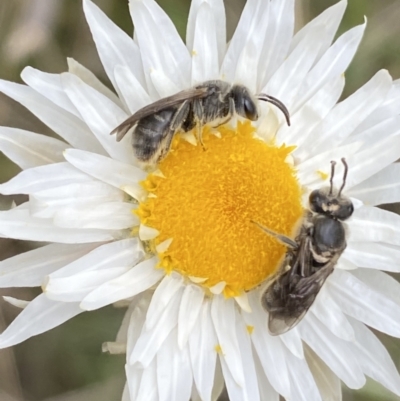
309,158,354,221
231,85,258,121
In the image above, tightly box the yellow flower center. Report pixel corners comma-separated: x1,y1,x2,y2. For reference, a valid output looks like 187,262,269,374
137,122,303,297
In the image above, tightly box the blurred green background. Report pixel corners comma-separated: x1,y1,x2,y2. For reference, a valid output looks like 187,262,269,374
0,0,399,400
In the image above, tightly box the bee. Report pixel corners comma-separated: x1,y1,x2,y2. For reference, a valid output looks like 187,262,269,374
111,80,291,164
252,158,354,335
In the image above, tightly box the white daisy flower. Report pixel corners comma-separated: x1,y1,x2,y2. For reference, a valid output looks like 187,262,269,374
1,0,400,400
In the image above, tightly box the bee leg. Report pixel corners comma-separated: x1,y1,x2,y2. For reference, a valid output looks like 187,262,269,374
212,97,235,128
192,99,206,150
170,100,191,131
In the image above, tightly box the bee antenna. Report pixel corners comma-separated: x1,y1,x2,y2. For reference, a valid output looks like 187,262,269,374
257,94,291,126
250,220,298,249
329,160,336,196
338,158,348,197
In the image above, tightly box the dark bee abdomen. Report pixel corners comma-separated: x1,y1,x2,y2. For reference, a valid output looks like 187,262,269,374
133,108,176,160
312,215,346,254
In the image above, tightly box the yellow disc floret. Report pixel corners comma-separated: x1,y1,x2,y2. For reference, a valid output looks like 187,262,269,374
137,121,303,296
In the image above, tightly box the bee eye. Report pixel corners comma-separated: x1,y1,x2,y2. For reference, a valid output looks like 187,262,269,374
244,97,258,120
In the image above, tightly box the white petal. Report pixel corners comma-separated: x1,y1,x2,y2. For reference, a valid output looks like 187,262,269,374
83,0,145,96
139,224,160,241
178,283,204,349
80,257,162,310
234,292,252,313
63,149,147,201
279,327,304,359
127,360,158,401
53,201,138,230
291,22,365,113
304,346,342,401
21,66,80,117
252,351,279,401
67,58,123,108
311,287,355,341
344,242,400,272
191,3,219,84
0,294,83,348
328,269,400,337
130,286,182,366
297,69,392,159
211,297,245,387
129,0,190,90
0,79,104,153
156,329,193,401
0,243,99,287
186,0,225,67
189,300,217,401
348,162,400,205
114,65,151,114
348,206,400,246
289,0,347,64
0,162,92,195
0,204,115,243
145,273,184,330
298,313,366,389
61,73,134,164
349,318,400,395
0,127,68,170
3,297,29,309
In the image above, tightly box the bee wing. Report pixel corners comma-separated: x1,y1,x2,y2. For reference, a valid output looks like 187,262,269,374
111,87,209,141
268,257,335,336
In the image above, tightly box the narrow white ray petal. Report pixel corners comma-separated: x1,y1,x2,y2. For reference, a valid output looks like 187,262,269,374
157,329,193,401
45,267,130,302
0,162,92,195
155,238,173,254
252,351,279,401
298,313,366,388
3,296,29,309
130,286,182,366
0,243,99,287
276,75,345,147
83,0,145,96
209,281,226,295
64,149,146,201
230,309,260,401
280,327,304,359
292,22,365,113
234,292,251,313
328,269,400,337
122,382,130,401
149,69,180,98
243,293,291,398
289,0,347,63
80,257,162,310
139,224,159,241
53,201,138,230
212,361,225,401
348,162,400,205
67,58,123,108
0,294,83,348
126,362,157,401
129,0,190,90
220,0,260,82
298,70,392,160
0,79,105,153
337,258,358,271
30,181,124,219
344,134,400,189
304,346,342,401
145,273,184,330
264,23,324,107
348,206,400,246
0,127,68,170
344,242,400,272
211,296,245,387
186,0,225,67
114,65,151,114
189,300,217,401
0,204,115,243
350,268,400,307
258,0,295,87
311,287,355,341
283,347,321,401
178,283,204,349
191,3,219,84
349,318,400,396
296,141,363,186
21,67,80,117
61,73,134,164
